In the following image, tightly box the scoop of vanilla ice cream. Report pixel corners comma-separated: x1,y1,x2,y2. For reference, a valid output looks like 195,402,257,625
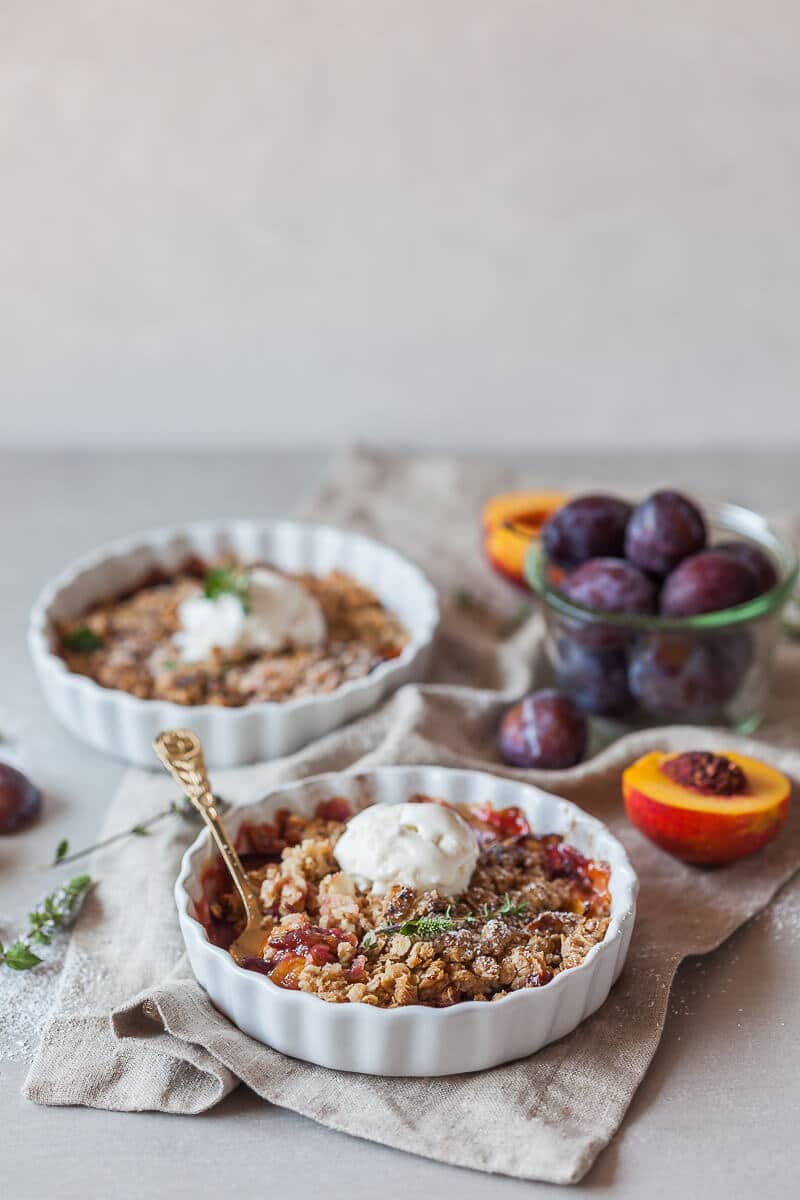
174,592,247,662
244,567,326,652
333,802,479,896
174,567,326,663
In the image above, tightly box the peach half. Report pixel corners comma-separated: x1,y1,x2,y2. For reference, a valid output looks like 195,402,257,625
482,490,569,588
623,750,790,866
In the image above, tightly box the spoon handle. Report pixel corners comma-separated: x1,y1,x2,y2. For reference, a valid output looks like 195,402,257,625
153,729,261,926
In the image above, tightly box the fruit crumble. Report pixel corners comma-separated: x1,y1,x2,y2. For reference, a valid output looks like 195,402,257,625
56,558,408,706
198,797,611,1007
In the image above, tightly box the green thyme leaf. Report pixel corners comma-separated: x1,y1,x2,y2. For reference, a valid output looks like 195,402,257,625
203,567,251,612
377,895,529,942
390,913,456,939
131,824,149,836
3,941,43,970
415,914,456,939
2,874,93,970
64,625,103,653
54,838,69,864
496,893,529,918
65,874,92,900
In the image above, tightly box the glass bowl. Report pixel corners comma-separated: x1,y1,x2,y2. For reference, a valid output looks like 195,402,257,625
525,499,798,733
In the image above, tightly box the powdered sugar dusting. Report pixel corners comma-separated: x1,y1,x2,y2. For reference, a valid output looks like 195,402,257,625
0,879,95,1062
0,934,68,1062
753,884,800,942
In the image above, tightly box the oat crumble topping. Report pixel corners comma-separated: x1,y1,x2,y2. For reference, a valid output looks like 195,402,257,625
198,796,612,1007
56,559,408,706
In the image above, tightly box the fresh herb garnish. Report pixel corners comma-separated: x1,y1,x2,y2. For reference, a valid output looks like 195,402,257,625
48,795,225,868
364,893,530,948
1,942,43,971
64,626,103,652
484,893,531,920
203,567,251,612
394,910,460,939
0,874,93,971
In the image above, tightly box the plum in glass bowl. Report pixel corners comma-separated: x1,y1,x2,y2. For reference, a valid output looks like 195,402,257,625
525,497,798,733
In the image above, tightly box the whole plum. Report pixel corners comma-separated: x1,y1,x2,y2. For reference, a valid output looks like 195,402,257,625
715,541,778,596
625,490,706,576
0,763,42,833
542,494,632,568
555,638,633,716
628,632,752,721
498,690,587,769
660,551,759,617
561,557,657,616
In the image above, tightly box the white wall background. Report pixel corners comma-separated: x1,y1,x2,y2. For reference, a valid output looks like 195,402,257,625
1,1,798,451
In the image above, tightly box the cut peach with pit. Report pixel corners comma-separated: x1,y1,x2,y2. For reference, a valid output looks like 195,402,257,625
623,750,790,866
482,490,569,588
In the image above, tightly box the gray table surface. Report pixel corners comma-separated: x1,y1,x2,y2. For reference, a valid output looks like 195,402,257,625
2,449,799,1200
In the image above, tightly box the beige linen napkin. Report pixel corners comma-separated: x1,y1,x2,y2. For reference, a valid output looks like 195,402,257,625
24,450,800,1185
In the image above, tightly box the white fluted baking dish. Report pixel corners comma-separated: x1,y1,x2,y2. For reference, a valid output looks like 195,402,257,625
176,766,638,1076
28,520,439,767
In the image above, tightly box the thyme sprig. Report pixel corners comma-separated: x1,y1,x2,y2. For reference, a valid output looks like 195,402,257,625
0,874,93,971
63,625,103,653
361,893,529,950
203,567,251,612
49,795,225,868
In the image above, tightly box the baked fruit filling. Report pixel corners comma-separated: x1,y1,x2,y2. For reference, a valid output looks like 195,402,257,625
56,557,408,706
198,796,611,1008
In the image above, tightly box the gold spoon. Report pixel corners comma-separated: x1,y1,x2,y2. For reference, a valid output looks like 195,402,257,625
153,729,267,964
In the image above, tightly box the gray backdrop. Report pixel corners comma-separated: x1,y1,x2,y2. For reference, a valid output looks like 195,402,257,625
1,1,798,450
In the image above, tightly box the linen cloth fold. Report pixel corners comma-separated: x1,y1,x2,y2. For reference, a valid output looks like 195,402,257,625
24,449,800,1185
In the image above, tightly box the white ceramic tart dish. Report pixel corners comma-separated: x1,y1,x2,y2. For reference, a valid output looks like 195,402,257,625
28,520,439,767
176,766,638,1076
